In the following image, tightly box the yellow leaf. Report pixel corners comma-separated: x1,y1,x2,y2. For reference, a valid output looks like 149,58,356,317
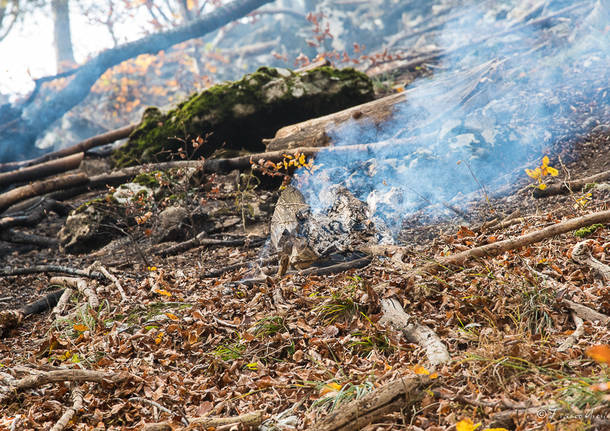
546,166,558,176
587,344,610,364
538,183,547,190
155,289,172,297
73,324,88,332
320,382,342,396
542,156,550,166
165,312,179,321
456,419,481,431
412,364,430,375
429,372,439,379
147,266,157,271
155,332,164,344
525,168,540,179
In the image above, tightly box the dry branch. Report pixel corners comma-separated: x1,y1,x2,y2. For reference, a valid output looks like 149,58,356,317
186,409,264,430
50,276,99,309
156,233,266,257
557,312,585,352
90,262,128,301
563,299,610,324
50,384,84,431
311,375,431,431
380,297,450,366
532,168,610,198
0,153,84,188
0,172,89,213
420,209,610,272
571,239,610,281
0,369,130,403
0,264,105,280
0,198,71,230
0,229,58,247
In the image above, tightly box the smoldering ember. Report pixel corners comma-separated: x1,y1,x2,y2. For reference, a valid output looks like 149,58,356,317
0,1,610,430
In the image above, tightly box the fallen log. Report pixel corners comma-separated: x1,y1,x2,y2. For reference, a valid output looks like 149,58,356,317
310,375,431,431
0,152,84,188
262,91,406,151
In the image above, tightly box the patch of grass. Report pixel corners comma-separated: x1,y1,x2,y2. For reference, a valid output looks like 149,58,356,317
214,338,246,361
517,282,554,335
251,315,286,338
313,276,365,324
312,380,374,414
348,331,394,356
560,375,610,411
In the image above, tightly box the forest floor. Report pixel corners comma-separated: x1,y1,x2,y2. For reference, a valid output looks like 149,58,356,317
0,117,609,431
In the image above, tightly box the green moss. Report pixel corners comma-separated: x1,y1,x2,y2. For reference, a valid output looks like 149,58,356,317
574,224,604,238
133,171,161,188
112,66,373,167
75,196,117,214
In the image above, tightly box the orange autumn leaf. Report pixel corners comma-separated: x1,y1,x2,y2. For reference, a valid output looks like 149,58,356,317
73,324,88,332
412,364,430,375
165,312,179,321
586,345,610,364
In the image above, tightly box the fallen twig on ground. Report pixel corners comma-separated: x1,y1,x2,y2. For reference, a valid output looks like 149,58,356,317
0,198,70,230
0,369,131,403
49,276,99,309
380,297,450,367
186,409,264,430
157,233,266,257
50,384,84,431
370,209,610,274
0,172,89,213
558,312,585,352
310,375,431,431
563,299,610,324
0,264,105,280
572,239,610,281
90,262,128,301
0,229,58,248
533,168,610,198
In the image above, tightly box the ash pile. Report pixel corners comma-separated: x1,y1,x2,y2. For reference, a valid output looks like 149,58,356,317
269,185,392,271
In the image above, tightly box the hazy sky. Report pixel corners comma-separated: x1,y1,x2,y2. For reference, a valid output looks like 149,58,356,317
0,8,129,98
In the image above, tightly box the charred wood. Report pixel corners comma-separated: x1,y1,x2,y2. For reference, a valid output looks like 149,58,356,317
0,289,64,338
0,265,105,280
532,168,610,198
0,153,84,188
0,229,58,248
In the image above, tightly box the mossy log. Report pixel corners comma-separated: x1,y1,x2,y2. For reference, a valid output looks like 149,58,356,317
112,66,374,167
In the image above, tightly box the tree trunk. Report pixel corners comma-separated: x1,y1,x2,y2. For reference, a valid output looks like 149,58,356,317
0,0,273,163
51,0,75,72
